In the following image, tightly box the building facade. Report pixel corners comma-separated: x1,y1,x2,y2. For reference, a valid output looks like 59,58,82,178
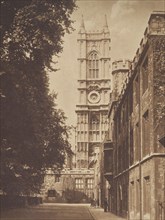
103,11,165,220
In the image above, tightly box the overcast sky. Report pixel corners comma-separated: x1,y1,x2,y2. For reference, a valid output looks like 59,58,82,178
48,0,165,143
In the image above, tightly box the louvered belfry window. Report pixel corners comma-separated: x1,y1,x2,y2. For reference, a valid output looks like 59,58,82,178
88,52,99,79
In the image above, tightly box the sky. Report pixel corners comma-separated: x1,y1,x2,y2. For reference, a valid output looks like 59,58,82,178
48,0,165,143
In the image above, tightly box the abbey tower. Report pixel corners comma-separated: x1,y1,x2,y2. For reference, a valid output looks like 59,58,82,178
75,16,111,169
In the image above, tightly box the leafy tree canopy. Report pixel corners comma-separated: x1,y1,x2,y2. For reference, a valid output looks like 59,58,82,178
0,0,76,195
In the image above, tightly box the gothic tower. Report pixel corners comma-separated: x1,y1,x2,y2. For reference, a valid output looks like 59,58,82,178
75,15,111,169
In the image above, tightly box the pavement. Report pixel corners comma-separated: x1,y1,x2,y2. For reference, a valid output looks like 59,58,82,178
1,203,127,220
1,204,92,220
88,206,127,220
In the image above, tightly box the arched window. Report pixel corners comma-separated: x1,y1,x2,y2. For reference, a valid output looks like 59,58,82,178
88,52,99,79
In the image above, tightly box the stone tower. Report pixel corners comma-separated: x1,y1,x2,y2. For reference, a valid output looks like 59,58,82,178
75,15,111,169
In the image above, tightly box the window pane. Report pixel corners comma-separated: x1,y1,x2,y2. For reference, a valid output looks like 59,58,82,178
75,178,84,189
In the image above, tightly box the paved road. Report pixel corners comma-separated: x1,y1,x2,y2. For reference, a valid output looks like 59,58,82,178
1,203,94,220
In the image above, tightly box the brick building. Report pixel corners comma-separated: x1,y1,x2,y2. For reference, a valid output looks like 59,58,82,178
103,11,165,220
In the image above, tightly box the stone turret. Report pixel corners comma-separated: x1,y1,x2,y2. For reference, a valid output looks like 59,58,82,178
111,59,131,102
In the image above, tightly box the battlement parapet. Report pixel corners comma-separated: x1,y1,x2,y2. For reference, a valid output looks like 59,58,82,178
112,59,131,73
131,11,165,72
115,11,165,113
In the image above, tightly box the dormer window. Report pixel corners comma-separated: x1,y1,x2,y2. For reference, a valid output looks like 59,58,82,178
88,51,99,79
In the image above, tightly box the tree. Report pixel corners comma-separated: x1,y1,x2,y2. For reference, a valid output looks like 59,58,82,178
0,0,76,195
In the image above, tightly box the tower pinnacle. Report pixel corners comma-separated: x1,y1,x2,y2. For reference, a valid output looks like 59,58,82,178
79,15,86,33
103,14,109,33
104,14,108,27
